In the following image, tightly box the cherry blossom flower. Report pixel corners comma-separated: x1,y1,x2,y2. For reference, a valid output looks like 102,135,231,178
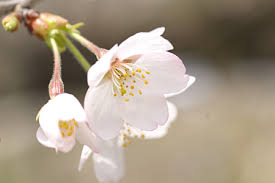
78,101,177,183
36,93,97,153
84,27,195,140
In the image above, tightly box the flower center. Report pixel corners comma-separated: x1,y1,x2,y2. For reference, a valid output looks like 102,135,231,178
110,62,150,102
58,119,78,138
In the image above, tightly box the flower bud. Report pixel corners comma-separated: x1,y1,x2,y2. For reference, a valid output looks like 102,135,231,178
31,13,68,39
2,13,21,32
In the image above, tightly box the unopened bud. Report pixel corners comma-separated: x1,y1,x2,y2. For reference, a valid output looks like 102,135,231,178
32,13,68,39
48,77,64,99
40,13,68,29
2,13,21,32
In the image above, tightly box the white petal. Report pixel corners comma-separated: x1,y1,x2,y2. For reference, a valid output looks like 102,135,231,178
165,75,196,98
93,138,124,183
135,52,191,95
121,93,168,130
87,44,118,88
128,101,178,139
84,79,123,140
117,27,173,61
36,127,56,148
39,98,65,151
52,93,87,122
78,145,93,171
76,122,98,153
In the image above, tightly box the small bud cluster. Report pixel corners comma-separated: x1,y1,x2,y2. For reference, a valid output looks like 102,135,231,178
2,9,68,40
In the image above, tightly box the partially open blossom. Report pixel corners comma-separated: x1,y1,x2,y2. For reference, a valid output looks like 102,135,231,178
78,101,177,183
85,27,195,140
36,93,97,153
79,138,124,183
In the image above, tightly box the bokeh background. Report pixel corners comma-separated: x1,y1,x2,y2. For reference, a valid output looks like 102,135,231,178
0,0,275,183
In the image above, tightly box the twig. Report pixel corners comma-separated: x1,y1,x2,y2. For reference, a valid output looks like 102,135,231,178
0,0,41,17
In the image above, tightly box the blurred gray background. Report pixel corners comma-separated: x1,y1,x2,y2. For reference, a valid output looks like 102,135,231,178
0,0,275,183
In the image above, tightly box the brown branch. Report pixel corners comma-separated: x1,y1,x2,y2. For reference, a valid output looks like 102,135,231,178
0,0,41,17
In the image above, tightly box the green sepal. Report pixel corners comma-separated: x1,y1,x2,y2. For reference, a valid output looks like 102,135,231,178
45,29,66,53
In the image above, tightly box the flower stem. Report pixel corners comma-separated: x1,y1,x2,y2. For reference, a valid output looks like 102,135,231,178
50,38,61,78
59,33,91,72
67,32,102,59
49,37,64,98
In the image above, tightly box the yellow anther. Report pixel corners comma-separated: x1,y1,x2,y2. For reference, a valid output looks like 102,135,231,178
141,134,145,139
123,136,126,141
130,86,134,89
133,80,136,83
129,92,134,96
127,129,131,133
138,90,142,95
59,124,63,128
70,126,74,131
61,132,65,137
121,88,126,95
129,75,132,77
67,131,72,136
64,125,69,130
146,71,150,74
142,74,145,79
136,68,141,73
113,93,117,96
74,121,78,126
125,98,129,102
126,85,128,88
122,143,127,148
132,71,135,75
123,74,128,77
144,80,148,85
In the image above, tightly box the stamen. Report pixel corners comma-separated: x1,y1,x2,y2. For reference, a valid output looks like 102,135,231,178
141,134,145,139
130,86,134,89
129,92,134,96
121,88,126,95
138,90,142,95
144,80,148,85
124,98,129,102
